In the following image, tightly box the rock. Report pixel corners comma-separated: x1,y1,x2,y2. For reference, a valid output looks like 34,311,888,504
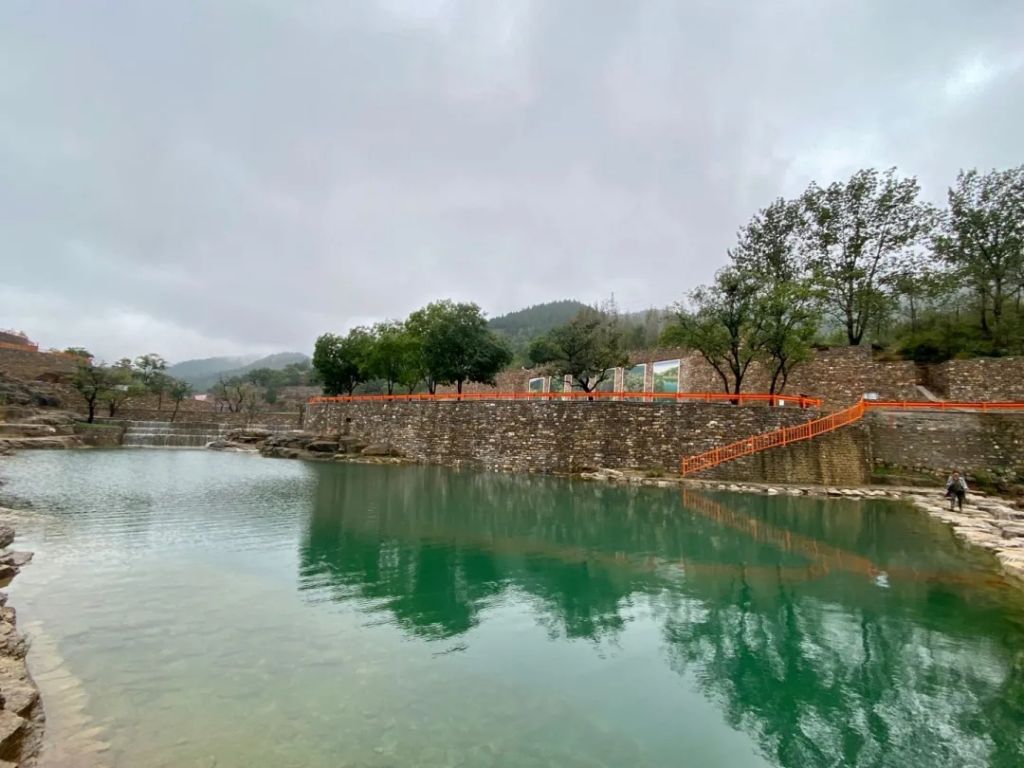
0,552,31,569
338,436,370,454
0,565,17,583
996,522,1024,538
0,529,12,550
306,440,340,454
0,710,26,752
0,677,38,716
361,444,401,457
765,488,779,495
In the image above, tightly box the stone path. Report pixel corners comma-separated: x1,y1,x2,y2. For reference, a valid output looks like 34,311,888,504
903,493,1024,582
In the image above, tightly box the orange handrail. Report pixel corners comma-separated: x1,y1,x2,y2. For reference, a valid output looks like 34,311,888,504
680,400,866,475
680,398,1024,475
308,391,823,408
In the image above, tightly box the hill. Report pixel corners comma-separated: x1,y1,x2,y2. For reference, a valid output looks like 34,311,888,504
170,352,310,390
489,300,590,357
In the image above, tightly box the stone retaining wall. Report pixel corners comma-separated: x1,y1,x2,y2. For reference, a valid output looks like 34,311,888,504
698,424,873,486
927,357,1024,401
865,410,1024,478
304,400,818,474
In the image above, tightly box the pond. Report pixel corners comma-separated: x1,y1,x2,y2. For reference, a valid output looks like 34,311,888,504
2,449,1023,767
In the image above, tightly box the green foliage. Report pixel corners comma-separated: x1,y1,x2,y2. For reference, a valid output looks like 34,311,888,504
406,301,512,393
63,347,93,358
528,307,628,392
363,321,424,395
730,198,820,392
72,362,116,423
312,329,375,396
801,168,934,346
168,378,194,422
934,165,1024,345
663,269,766,395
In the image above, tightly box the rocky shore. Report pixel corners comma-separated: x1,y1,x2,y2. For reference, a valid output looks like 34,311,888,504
0,520,42,767
208,428,408,464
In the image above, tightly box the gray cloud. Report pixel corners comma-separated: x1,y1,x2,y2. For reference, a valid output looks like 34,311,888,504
2,0,1021,361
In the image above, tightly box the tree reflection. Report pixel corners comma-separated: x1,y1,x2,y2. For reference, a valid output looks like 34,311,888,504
299,464,1024,766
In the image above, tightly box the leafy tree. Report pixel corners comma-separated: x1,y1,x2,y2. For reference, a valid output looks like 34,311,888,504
134,353,167,384
312,329,374,396
63,347,93,359
72,363,115,423
406,301,511,394
168,378,193,422
365,321,424,395
934,166,1024,342
528,307,628,392
662,269,766,395
731,198,820,393
100,360,142,417
801,168,933,345
133,353,170,408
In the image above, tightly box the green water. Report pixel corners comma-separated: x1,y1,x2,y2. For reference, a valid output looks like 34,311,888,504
2,450,1024,767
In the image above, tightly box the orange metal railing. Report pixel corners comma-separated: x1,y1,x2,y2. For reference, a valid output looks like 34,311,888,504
680,398,1024,475
308,391,823,408
681,400,866,475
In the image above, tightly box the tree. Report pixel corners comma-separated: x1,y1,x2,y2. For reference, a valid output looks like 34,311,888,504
528,307,628,392
934,166,1024,342
63,347,93,359
364,321,424,395
662,269,766,395
731,199,820,393
801,168,933,345
72,363,115,423
406,301,511,394
134,353,169,408
213,376,248,413
100,360,142,417
168,379,193,422
312,329,374,396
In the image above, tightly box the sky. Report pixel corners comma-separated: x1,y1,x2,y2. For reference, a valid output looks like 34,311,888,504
2,1,1022,363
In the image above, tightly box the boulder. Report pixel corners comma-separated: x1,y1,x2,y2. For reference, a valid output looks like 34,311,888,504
0,529,12,550
0,553,31,569
338,436,370,454
361,444,401,457
0,710,26,754
306,440,340,454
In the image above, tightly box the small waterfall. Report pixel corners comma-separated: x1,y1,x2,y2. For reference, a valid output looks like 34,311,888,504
122,420,227,448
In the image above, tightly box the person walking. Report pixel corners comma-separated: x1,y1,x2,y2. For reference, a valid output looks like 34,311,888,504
945,471,968,511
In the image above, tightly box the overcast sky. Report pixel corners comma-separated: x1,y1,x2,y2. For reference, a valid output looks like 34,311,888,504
2,1,1022,363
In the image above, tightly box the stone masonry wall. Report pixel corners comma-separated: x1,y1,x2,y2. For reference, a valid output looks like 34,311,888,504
304,400,818,474
500,346,921,406
927,357,1024,401
866,410,1024,477
698,424,873,486
0,348,77,382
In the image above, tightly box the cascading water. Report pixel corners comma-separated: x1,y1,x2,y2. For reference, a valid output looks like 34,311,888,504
121,420,227,448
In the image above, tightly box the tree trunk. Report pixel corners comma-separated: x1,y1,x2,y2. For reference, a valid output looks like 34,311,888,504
171,402,180,422
157,392,163,411
108,401,116,417
456,379,463,395
87,398,96,423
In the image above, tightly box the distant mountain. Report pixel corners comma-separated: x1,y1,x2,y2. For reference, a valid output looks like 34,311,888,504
169,352,310,390
166,355,259,382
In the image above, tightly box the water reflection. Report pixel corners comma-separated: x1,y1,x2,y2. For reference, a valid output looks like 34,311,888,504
299,464,1024,767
